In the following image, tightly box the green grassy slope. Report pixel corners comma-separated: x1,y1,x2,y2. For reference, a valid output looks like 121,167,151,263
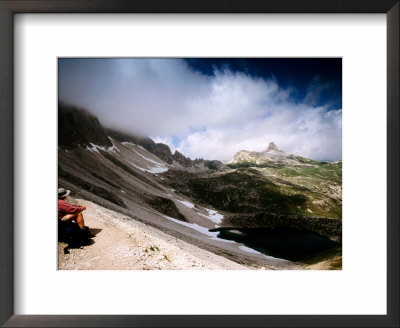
165,160,342,220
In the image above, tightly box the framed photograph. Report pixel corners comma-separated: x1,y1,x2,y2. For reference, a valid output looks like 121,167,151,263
57,57,343,272
0,1,398,327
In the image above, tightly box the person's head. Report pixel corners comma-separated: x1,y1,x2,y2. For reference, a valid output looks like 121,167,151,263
58,188,70,199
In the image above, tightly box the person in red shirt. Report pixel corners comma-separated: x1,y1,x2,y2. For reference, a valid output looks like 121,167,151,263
58,188,87,229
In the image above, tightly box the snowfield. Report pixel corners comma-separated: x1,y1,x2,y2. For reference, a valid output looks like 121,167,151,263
162,215,236,244
176,199,196,209
86,142,120,154
120,142,169,174
128,161,168,174
176,199,224,225
201,208,224,224
132,148,164,166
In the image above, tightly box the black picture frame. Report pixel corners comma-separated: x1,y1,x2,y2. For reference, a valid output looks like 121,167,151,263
0,1,398,327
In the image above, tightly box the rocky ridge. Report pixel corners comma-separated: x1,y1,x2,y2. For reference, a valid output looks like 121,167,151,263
229,142,318,167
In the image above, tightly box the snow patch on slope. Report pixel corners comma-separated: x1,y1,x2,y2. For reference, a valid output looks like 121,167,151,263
121,142,169,174
132,148,164,166
86,143,106,153
199,208,224,224
128,161,168,174
86,142,119,154
128,161,147,172
176,200,224,224
147,166,168,174
176,199,196,209
162,215,235,244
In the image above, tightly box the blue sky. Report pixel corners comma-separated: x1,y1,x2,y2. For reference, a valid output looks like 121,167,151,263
59,58,342,162
184,58,342,110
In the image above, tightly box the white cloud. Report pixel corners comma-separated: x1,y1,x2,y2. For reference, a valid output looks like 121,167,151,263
59,59,342,162
175,106,342,162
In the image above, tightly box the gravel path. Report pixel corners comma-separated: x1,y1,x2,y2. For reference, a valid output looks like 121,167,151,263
58,198,247,270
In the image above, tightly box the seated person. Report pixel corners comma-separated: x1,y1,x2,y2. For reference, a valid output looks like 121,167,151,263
58,188,88,231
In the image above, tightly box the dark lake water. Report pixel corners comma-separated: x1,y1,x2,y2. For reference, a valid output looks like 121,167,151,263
210,227,341,262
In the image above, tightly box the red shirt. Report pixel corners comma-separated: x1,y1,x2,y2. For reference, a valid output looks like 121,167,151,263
58,199,85,220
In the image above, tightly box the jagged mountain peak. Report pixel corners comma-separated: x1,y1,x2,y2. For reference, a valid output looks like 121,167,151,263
265,141,283,153
229,142,317,167
173,150,193,167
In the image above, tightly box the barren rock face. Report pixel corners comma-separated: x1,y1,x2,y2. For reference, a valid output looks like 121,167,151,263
141,139,174,164
265,141,281,152
58,102,113,150
173,150,193,167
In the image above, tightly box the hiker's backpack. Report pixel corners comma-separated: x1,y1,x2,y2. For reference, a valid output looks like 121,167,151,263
58,220,90,248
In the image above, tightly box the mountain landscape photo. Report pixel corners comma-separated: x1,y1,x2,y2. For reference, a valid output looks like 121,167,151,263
58,58,342,270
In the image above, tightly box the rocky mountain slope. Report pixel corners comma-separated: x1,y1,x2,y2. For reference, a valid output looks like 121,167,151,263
225,142,342,220
58,103,342,269
229,141,320,167
59,102,112,149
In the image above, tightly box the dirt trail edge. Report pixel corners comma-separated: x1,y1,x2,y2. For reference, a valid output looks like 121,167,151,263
58,198,248,270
